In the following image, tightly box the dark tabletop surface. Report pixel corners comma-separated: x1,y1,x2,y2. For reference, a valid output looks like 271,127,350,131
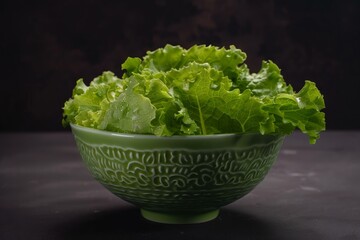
0,131,359,240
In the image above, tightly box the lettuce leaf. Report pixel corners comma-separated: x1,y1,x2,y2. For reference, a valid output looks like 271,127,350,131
165,62,269,135
62,71,126,128
98,77,156,134
63,45,325,143
235,60,293,97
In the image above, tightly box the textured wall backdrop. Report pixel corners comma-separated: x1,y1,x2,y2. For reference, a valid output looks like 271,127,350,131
1,0,359,131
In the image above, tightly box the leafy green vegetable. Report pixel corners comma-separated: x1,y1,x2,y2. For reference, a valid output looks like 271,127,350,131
63,44,325,143
98,77,156,134
62,71,127,129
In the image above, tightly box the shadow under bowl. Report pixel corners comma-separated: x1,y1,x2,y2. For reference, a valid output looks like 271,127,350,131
70,124,284,224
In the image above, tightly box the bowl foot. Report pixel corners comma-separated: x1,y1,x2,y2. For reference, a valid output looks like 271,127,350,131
140,209,219,224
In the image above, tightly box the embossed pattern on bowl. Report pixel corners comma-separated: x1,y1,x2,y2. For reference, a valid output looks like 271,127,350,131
71,124,284,223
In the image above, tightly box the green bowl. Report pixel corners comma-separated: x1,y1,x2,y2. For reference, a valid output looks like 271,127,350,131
71,124,284,224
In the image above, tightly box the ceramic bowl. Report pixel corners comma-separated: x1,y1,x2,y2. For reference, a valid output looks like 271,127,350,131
71,124,284,224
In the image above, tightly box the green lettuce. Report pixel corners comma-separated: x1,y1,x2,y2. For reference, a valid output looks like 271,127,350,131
63,44,325,143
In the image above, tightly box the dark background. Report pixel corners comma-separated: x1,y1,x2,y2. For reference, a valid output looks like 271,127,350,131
1,0,359,132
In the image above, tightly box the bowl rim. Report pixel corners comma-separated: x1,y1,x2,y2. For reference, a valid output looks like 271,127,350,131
70,123,284,140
